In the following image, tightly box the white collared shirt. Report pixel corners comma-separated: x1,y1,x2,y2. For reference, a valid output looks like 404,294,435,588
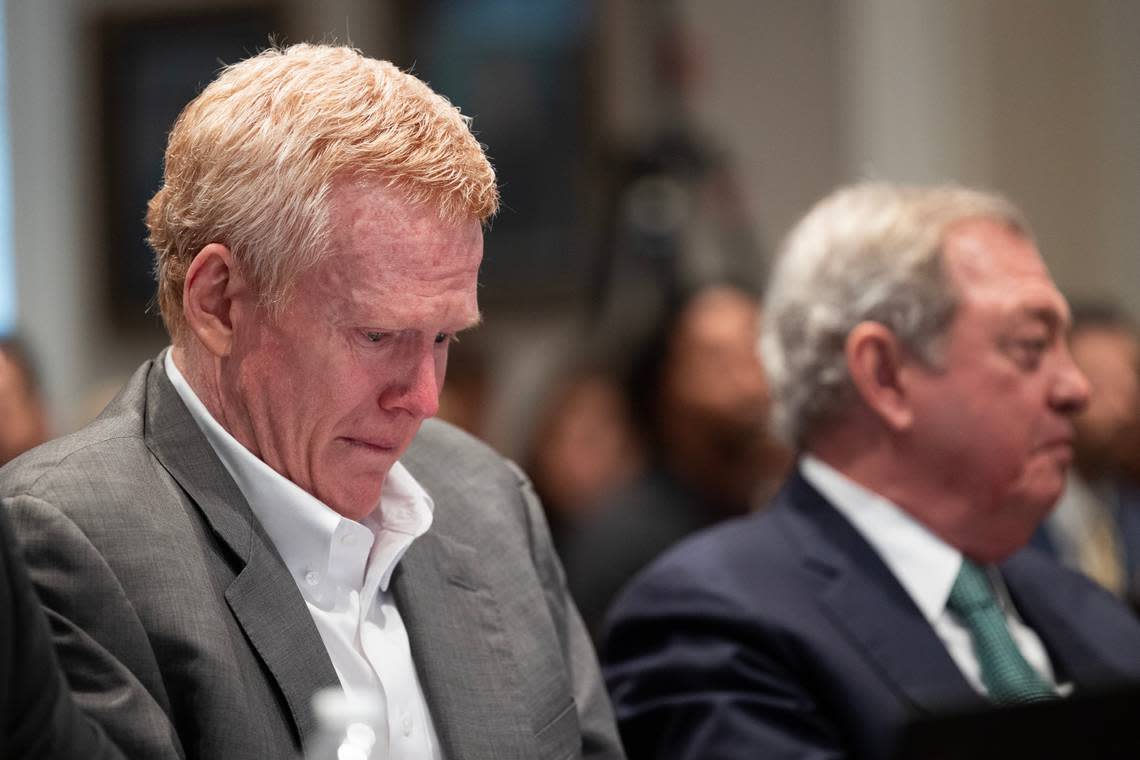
166,351,443,758
799,454,1064,698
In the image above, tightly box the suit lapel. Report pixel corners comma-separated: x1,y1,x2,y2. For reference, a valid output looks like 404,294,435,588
224,541,341,743
1001,552,1128,688
142,355,339,744
779,474,986,714
392,529,534,760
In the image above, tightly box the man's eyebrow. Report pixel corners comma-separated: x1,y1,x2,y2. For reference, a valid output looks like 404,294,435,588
1016,305,1065,332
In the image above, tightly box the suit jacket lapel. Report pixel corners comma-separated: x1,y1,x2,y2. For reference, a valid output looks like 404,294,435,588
1001,552,1127,688
392,528,534,760
779,474,986,714
142,355,339,744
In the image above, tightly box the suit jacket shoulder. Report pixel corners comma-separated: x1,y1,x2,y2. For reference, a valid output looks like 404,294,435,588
2,362,149,503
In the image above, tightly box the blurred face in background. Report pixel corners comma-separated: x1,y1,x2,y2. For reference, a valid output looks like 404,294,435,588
0,347,48,465
531,372,644,515
657,286,789,509
1069,325,1140,476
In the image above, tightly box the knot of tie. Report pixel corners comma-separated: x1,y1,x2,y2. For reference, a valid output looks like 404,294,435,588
947,558,1000,613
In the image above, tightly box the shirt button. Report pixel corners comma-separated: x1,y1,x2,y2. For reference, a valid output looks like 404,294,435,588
401,713,413,736
304,571,320,586
340,533,356,546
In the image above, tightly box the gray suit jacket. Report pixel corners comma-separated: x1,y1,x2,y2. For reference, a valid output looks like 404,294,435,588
0,355,625,760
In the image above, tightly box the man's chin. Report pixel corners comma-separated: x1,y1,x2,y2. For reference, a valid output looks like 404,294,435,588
977,500,1058,562
968,524,1041,564
1009,461,1068,512
318,480,385,521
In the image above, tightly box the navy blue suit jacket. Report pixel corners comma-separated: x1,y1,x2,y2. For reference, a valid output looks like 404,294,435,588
601,472,1140,760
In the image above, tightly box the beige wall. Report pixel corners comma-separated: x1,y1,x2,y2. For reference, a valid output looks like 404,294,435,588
986,0,1117,301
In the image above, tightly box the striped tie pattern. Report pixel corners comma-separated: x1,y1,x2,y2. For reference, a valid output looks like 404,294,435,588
946,559,1056,704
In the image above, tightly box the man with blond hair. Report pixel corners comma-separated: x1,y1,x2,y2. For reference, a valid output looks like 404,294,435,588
601,182,1140,759
1,44,624,760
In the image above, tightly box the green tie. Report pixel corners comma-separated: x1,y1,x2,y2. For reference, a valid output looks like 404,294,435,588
946,559,1056,704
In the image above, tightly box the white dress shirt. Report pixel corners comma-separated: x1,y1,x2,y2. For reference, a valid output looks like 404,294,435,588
799,455,1065,698
166,352,443,758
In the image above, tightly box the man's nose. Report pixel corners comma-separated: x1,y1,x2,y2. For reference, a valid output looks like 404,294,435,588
382,345,440,419
1052,345,1092,416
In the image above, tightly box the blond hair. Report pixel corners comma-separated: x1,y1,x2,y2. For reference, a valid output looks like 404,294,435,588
147,43,499,338
761,181,1030,447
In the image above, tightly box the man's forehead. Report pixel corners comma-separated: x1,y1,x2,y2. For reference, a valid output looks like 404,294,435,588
943,216,1037,267
311,260,480,312
332,178,481,234
953,269,1070,325
320,183,483,271
299,246,480,328
941,218,1071,323
944,220,1051,285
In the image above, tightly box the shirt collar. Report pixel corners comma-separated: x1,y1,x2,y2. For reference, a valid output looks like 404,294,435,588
164,350,433,595
799,454,961,623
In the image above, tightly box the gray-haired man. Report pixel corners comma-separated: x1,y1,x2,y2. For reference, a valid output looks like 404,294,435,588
602,182,1140,760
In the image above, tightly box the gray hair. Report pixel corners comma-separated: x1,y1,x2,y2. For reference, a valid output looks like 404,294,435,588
760,181,1030,447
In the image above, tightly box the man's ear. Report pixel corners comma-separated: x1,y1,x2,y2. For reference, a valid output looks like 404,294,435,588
182,243,246,358
845,321,914,432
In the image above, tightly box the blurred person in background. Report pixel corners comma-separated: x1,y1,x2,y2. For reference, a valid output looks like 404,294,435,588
525,360,646,555
602,182,1140,759
0,44,623,760
565,0,778,639
563,282,790,638
1041,302,1140,611
0,336,49,465
433,333,490,440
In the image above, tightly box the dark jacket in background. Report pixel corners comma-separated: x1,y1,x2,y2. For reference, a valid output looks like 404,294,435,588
0,506,123,760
